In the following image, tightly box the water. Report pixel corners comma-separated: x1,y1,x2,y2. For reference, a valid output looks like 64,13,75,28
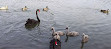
0,0,111,49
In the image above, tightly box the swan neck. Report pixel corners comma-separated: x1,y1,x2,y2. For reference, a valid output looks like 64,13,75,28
52,28,55,33
66,28,69,33
36,11,40,22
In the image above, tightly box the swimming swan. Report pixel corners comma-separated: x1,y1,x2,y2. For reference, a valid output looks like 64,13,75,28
100,9,109,14
66,26,79,36
0,6,8,10
43,6,48,12
25,9,40,27
82,33,89,43
22,6,28,11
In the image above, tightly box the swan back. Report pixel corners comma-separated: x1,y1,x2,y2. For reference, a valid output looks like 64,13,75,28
73,31,79,36
67,31,79,36
51,27,64,36
56,31,65,36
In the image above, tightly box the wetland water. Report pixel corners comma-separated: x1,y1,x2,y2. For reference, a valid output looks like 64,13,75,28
0,0,111,49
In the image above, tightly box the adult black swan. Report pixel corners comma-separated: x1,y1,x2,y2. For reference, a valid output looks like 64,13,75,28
25,9,40,29
50,39,61,49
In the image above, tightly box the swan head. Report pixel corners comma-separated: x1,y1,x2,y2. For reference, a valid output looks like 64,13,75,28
46,6,48,8
36,9,40,15
51,27,54,30
25,6,27,8
66,26,69,29
54,33,60,40
36,9,40,12
26,18,30,22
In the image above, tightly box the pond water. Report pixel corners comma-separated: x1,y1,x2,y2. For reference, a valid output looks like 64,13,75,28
0,0,111,49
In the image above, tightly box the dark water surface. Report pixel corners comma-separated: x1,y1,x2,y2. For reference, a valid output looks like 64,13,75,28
0,0,111,49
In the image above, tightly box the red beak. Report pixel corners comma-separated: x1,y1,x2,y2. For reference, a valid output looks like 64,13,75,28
55,41,57,45
39,10,40,12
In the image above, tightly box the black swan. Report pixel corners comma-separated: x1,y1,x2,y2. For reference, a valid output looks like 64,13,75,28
50,39,61,49
25,9,40,29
